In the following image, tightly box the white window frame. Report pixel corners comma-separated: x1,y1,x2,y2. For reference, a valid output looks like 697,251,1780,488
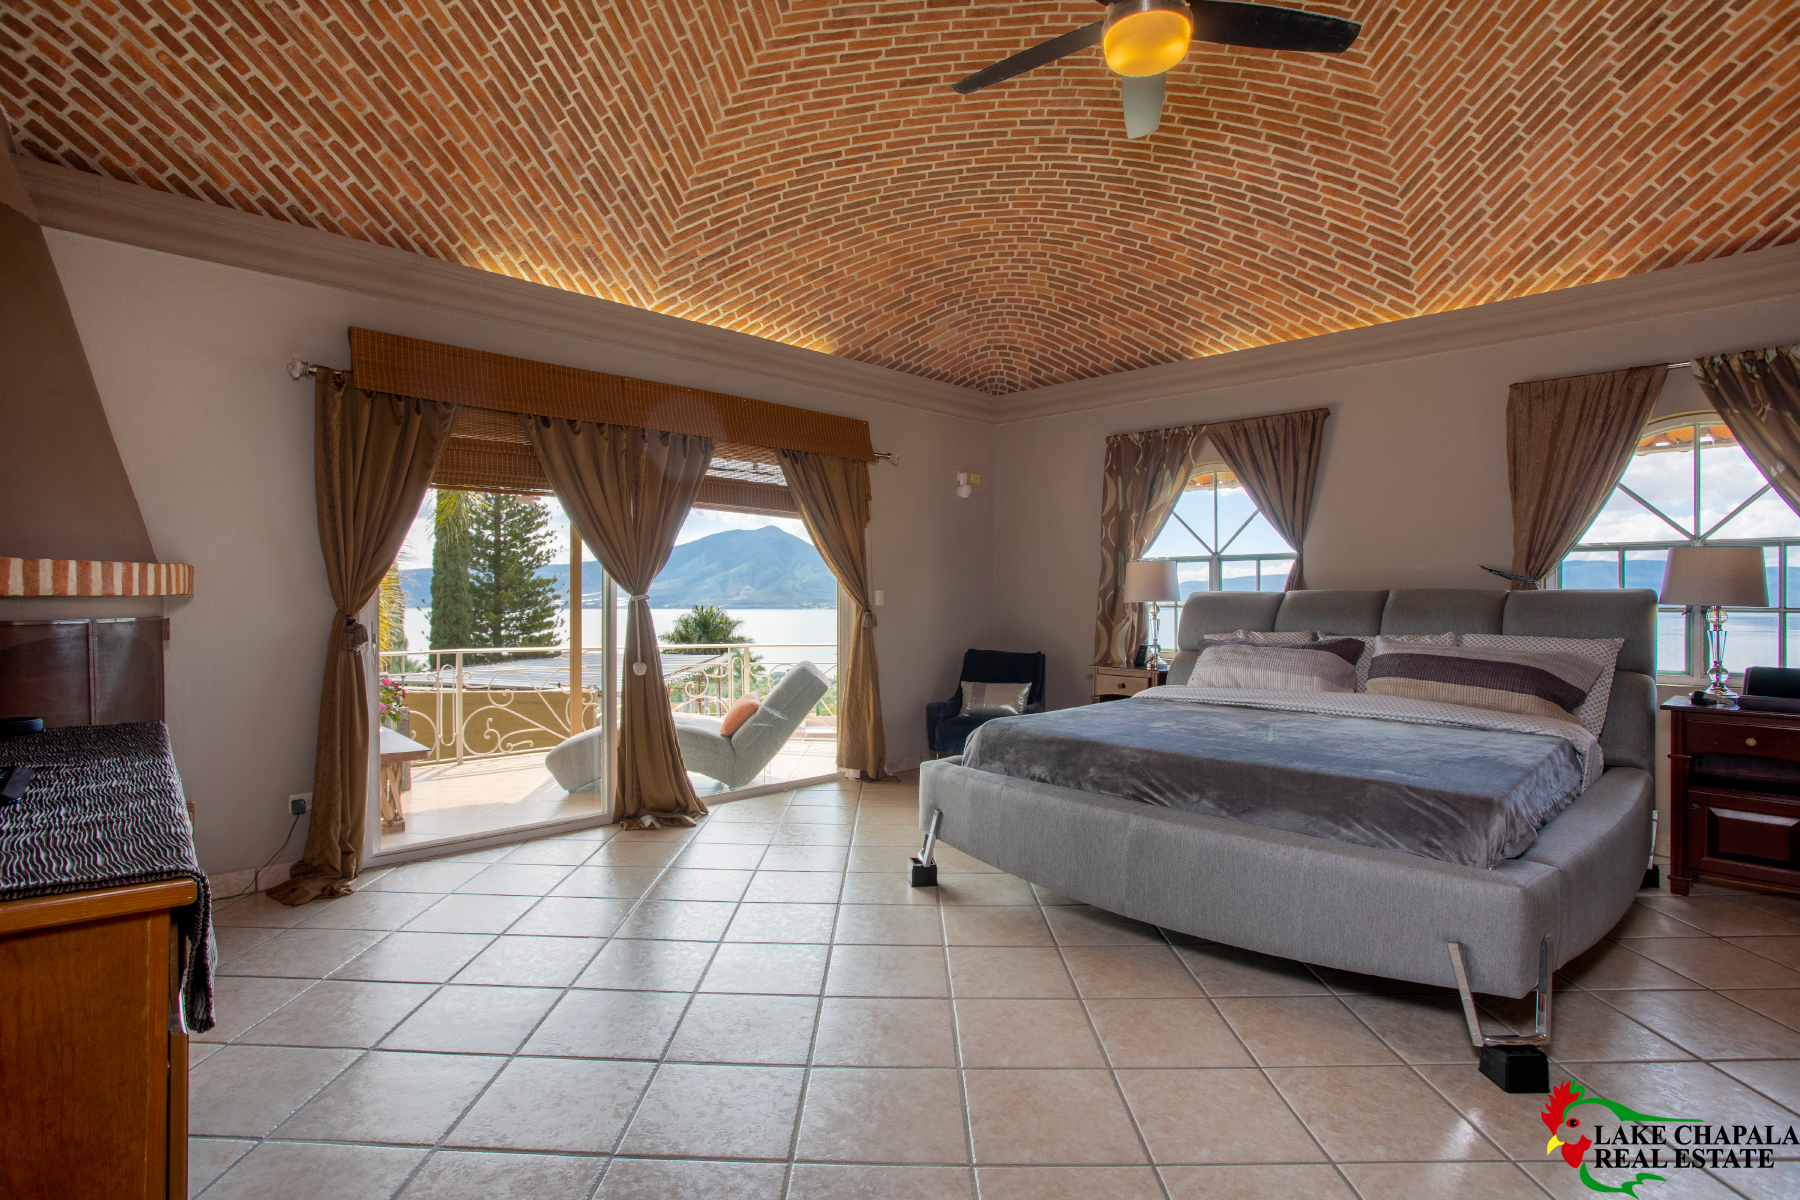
1147,463,1296,638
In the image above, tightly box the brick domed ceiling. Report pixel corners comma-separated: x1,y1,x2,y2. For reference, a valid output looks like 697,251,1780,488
4,1,1795,396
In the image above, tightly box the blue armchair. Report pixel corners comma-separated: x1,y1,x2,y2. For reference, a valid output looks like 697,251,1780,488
926,649,1047,756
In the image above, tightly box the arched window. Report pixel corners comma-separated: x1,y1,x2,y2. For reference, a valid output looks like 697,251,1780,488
1560,414,1800,677
1143,464,1296,635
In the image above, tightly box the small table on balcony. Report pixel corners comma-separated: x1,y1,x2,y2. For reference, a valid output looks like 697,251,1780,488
379,726,431,833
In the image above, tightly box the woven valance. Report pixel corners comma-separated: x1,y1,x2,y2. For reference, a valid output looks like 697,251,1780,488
351,327,876,461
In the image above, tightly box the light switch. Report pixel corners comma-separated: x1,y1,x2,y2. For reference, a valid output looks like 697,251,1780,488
875,590,885,606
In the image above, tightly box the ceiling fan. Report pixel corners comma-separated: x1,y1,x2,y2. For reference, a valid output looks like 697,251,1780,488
951,0,1361,139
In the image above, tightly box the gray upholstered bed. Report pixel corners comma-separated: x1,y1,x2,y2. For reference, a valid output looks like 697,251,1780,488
916,588,1656,1074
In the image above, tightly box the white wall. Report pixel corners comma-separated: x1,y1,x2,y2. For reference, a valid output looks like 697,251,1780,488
48,229,993,875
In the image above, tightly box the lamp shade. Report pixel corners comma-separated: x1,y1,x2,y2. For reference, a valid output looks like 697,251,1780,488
1660,545,1769,608
1122,559,1181,604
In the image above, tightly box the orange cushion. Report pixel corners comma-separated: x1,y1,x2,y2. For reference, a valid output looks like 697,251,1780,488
719,694,761,737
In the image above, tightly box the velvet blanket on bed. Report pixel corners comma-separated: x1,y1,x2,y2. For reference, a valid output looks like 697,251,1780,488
959,688,1600,868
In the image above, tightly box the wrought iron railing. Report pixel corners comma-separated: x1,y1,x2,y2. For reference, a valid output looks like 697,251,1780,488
377,643,837,765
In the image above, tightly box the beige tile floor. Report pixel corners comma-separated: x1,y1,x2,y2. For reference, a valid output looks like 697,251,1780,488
199,774,1800,1199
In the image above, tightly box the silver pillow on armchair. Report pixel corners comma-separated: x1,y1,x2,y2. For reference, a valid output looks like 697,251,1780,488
959,680,1033,718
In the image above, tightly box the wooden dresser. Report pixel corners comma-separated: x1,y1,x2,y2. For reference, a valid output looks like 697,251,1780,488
0,879,194,1200
1664,697,1800,897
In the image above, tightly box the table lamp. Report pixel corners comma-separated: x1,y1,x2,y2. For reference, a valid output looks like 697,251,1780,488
1661,545,1768,701
1123,559,1181,671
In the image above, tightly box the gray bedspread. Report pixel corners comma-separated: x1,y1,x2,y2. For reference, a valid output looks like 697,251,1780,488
959,690,1596,868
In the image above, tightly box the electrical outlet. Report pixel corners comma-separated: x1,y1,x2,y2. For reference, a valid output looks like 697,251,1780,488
289,793,312,816
970,473,982,485
875,590,885,606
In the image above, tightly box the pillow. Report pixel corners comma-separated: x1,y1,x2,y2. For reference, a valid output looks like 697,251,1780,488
1202,629,1318,645
1457,633,1626,735
719,694,761,737
961,680,1033,718
1187,642,1357,693
1324,630,1456,691
1364,637,1608,726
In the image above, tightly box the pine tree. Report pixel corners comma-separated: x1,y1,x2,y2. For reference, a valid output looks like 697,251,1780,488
468,493,562,653
429,490,476,650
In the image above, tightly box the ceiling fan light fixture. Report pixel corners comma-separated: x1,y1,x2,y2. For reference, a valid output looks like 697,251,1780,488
1102,0,1192,77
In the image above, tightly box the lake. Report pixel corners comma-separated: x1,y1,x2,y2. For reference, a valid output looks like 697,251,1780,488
401,606,840,666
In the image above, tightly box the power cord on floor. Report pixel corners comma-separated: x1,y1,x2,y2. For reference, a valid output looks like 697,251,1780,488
217,812,302,901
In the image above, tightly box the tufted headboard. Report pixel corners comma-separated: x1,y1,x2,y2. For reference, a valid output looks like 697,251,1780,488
1171,588,1658,772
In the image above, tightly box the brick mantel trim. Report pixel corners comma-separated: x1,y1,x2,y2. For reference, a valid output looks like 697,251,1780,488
22,155,1800,428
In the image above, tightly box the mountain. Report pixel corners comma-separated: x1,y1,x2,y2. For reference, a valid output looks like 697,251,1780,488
396,526,835,610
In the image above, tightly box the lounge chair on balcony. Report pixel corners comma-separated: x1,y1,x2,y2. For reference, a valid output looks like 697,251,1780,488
673,661,831,789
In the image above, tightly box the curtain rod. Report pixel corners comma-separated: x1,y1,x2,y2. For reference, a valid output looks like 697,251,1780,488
284,356,897,461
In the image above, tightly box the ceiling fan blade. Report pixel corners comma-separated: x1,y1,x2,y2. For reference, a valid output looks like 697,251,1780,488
1121,73,1165,139
1190,0,1361,53
951,21,1104,94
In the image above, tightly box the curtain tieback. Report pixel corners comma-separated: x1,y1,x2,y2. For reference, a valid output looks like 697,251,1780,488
629,594,651,675
342,615,370,652
862,610,877,629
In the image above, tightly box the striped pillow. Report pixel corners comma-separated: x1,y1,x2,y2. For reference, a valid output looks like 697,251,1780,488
1365,637,1605,724
1457,633,1625,735
1188,641,1359,693
1323,631,1456,691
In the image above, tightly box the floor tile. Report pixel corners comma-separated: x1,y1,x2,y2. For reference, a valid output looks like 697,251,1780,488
1064,945,1204,998
1608,904,1716,938
1495,990,1691,1062
614,899,737,941
833,903,945,945
850,824,920,847
279,1050,502,1144
947,946,1077,998
931,846,1003,873
976,1166,1162,1199
771,824,855,847
1175,943,1331,996
1416,1061,1579,1160
1618,937,1800,989
507,896,635,937
194,974,314,1043
331,931,494,983
1268,1065,1500,1162
1341,993,1499,1064
702,941,829,994
796,1067,970,1163
1600,990,1800,1059
846,847,915,873
212,924,282,964
549,865,663,898
380,985,562,1054
941,906,1053,946
219,927,386,978
761,845,852,871
677,842,769,870
744,870,845,903
825,943,951,997
191,1041,223,1067
1725,988,1800,1033
1215,995,1400,1067
1044,905,1164,944
788,1164,974,1199
1340,1162,1547,1200
726,902,839,943
1116,1068,1324,1163
399,1150,604,1199
578,938,717,991
359,861,489,893
597,1158,786,1198
457,863,577,895
238,979,434,1048
447,1056,653,1152
1728,936,1800,972
589,840,686,866
298,889,441,930
189,1044,360,1137
647,867,753,902
203,1140,425,1200
840,872,940,905
811,997,959,1067
1640,896,1800,937
937,874,1039,905
667,991,819,1065
211,891,329,928
620,1063,804,1158
452,935,603,987
955,999,1106,1067
1162,1164,1354,1199
1714,1059,1800,1114
402,893,538,934
522,988,690,1059
1521,1158,1744,1199
186,1138,255,1198
965,1069,1146,1165
1084,998,1256,1068
500,838,601,866
1556,939,1703,991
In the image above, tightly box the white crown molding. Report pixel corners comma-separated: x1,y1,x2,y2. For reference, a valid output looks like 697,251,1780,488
16,156,994,422
997,242,1800,422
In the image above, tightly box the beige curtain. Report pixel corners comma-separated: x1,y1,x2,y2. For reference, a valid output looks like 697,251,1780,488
777,449,887,780
1093,424,1207,667
1694,346,1800,515
271,376,455,904
527,417,714,826
1209,408,1329,591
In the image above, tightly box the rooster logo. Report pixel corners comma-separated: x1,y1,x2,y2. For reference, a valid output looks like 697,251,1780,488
1542,1079,1699,1195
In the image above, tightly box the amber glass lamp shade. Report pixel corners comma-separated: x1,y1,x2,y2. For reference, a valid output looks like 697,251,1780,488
1103,0,1193,76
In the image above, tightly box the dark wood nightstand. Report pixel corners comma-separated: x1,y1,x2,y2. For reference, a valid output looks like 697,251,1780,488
1091,665,1167,702
1664,696,1800,897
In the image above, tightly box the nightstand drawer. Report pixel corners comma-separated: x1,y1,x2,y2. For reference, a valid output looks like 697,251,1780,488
1682,717,1800,760
1092,667,1163,702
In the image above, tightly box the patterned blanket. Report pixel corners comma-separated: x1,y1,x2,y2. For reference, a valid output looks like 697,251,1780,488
0,722,214,1032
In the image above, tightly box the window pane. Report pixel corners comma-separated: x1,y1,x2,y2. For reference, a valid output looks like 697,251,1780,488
1720,609,1779,676
1623,548,1668,593
1698,427,1766,534
1707,489,1800,541
1258,558,1295,591
1561,550,1620,589
1767,544,1781,608
1145,504,1208,558
1787,613,1800,674
1657,608,1688,675
1221,560,1257,591
1175,560,1211,598
1605,426,1695,538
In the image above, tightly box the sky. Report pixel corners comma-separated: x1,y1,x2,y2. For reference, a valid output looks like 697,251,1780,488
395,491,811,571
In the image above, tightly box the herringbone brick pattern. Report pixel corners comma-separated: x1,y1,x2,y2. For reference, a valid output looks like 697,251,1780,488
3,1,1795,395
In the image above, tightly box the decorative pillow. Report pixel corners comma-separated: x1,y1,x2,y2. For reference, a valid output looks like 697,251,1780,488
1365,637,1608,725
961,680,1033,718
719,694,761,737
1187,642,1357,693
1201,629,1318,645
1457,633,1626,735
1324,630,1456,691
